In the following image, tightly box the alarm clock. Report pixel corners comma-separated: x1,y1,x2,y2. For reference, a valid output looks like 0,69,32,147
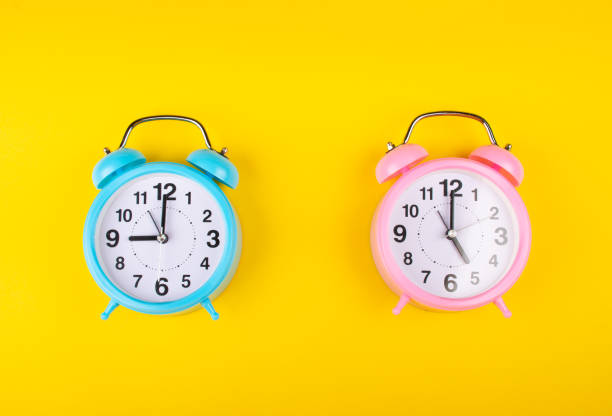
83,116,241,320
370,111,531,317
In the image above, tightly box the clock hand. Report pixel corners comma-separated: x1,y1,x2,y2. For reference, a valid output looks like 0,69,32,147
155,238,165,286
147,210,162,235
455,216,490,232
436,210,471,264
450,193,455,230
449,233,470,264
129,235,158,241
161,194,168,235
436,210,449,233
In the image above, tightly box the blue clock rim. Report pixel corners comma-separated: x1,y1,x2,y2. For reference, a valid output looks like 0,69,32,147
83,162,238,315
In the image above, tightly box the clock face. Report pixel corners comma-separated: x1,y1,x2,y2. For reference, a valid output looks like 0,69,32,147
388,169,519,299
94,173,227,302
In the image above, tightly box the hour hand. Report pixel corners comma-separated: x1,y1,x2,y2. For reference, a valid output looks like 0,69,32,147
129,235,159,241
449,234,470,264
436,210,470,264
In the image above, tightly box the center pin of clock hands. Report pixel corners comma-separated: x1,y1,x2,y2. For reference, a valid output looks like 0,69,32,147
436,193,471,264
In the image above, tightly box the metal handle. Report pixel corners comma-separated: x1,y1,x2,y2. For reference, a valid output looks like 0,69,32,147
403,111,498,146
113,115,215,152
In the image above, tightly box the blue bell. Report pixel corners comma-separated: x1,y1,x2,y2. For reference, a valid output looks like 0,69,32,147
92,148,146,189
187,149,238,189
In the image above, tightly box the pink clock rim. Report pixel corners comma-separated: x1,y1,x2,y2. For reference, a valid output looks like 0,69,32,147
373,157,531,311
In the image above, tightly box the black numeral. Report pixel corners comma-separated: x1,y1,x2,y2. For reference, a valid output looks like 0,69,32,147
155,278,169,296
403,252,413,265
153,183,176,200
494,227,508,245
444,274,457,292
207,230,220,248
439,179,463,197
419,187,433,200
393,225,407,242
402,204,419,218
490,206,499,220
133,274,143,288
200,257,210,269
133,191,147,204
489,254,498,267
472,188,478,201
202,210,212,223
181,274,191,288
115,256,125,270
115,209,132,222
185,192,192,204
421,270,431,283
106,229,119,247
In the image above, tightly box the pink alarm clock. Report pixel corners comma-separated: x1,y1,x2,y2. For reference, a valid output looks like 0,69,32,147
370,111,531,317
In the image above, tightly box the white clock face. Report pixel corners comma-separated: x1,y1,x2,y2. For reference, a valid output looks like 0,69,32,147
94,173,227,302
388,169,519,298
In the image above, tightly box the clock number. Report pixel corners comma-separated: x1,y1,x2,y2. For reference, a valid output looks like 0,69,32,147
202,209,212,223
472,188,478,201
153,182,177,200
115,209,132,222
393,225,407,243
439,179,463,197
105,229,119,247
207,230,220,248
489,254,499,267
155,278,169,296
470,271,480,285
133,191,147,204
403,251,413,265
421,270,431,283
181,274,191,288
419,187,433,200
133,274,143,288
115,256,125,270
490,206,500,220
185,192,192,204
200,257,210,269
444,274,457,292
494,227,508,245
402,204,419,218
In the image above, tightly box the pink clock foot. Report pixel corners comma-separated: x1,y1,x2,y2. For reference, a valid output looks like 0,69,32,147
392,294,410,315
493,297,512,318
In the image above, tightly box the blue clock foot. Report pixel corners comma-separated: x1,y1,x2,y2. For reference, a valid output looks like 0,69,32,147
201,298,220,320
392,294,410,315
101,300,119,320
493,297,512,318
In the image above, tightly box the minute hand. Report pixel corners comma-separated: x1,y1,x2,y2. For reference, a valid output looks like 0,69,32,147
161,194,168,235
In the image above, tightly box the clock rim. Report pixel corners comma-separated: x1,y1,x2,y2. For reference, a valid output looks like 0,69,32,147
83,161,239,315
371,157,531,311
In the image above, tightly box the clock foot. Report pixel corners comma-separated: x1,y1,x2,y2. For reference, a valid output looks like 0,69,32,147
493,297,512,318
392,294,410,315
201,298,220,320
101,300,119,320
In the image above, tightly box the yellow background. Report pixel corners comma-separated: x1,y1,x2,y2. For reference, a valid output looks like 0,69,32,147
0,1,610,414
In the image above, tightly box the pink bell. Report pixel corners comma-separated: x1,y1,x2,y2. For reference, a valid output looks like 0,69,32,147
375,144,428,183
470,145,524,186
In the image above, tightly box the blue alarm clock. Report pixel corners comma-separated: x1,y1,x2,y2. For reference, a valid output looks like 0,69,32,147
83,116,241,320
